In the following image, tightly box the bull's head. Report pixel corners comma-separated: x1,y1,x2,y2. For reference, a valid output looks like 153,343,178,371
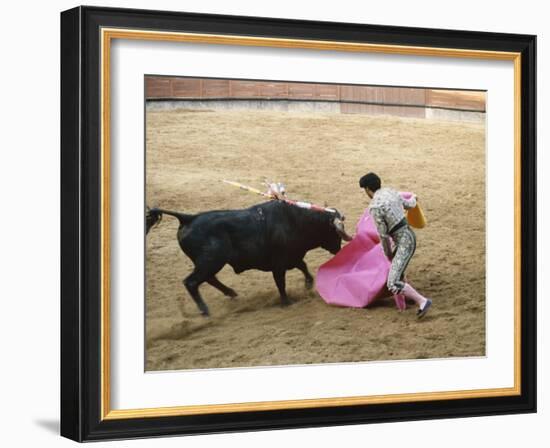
320,211,353,254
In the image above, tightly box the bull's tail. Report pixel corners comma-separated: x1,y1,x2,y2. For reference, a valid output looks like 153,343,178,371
146,207,196,234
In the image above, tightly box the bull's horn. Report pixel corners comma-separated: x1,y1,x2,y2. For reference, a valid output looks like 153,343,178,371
333,217,353,241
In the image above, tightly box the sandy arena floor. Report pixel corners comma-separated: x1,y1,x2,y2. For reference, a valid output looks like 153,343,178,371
145,109,486,371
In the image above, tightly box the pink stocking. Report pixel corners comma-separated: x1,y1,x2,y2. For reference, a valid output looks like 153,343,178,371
401,283,428,308
393,293,406,311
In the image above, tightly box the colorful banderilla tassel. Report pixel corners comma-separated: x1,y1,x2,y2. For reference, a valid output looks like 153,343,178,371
222,179,337,214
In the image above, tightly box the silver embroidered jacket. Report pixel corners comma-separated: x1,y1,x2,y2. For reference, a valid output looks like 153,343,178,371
368,187,417,258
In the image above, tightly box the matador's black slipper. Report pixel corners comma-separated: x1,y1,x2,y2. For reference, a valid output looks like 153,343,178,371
416,299,432,319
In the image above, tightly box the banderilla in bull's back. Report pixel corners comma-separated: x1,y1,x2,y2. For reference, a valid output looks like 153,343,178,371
222,179,339,214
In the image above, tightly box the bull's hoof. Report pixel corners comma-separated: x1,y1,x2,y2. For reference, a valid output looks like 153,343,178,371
280,297,294,307
226,289,238,298
199,306,210,317
305,278,314,290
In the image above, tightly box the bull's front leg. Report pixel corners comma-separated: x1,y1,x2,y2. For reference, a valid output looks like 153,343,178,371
272,268,292,307
296,260,314,290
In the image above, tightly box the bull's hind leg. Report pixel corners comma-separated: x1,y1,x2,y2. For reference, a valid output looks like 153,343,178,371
183,272,210,316
183,263,224,316
207,276,238,298
296,260,314,290
272,269,292,307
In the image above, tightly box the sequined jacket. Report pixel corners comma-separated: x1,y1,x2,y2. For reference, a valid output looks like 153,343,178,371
369,188,417,258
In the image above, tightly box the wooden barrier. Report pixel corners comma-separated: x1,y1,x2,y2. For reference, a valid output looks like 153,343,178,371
145,77,486,117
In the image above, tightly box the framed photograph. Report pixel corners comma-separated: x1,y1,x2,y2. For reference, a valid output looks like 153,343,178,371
60,6,536,442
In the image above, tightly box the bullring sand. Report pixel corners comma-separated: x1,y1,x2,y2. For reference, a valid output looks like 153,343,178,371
145,109,486,371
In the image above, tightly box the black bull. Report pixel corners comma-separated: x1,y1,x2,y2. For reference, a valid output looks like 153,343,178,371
146,200,352,316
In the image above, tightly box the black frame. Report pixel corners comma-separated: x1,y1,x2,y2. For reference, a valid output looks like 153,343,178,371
61,6,536,442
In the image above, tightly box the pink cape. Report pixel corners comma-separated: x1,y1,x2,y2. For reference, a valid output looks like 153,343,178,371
316,192,414,310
